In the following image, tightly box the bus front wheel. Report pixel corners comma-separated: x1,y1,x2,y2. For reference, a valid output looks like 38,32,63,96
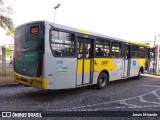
97,72,108,89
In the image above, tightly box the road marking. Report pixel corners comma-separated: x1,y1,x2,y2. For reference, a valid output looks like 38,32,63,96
55,88,160,111
85,105,160,111
120,100,139,108
139,96,160,105
152,91,160,100
141,84,160,88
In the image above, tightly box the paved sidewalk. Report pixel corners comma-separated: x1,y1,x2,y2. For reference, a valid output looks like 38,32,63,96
0,75,18,86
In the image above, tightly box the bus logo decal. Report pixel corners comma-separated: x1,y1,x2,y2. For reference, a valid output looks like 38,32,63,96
57,60,63,64
56,66,68,72
117,61,121,67
133,60,136,66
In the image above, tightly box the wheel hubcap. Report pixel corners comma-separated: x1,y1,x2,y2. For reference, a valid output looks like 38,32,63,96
100,77,106,86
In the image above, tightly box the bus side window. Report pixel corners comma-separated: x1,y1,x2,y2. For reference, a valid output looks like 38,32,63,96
96,47,103,56
85,47,91,59
77,42,83,59
111,42,122,58
96,38,110,57
50,30,75,57
54,50,61,56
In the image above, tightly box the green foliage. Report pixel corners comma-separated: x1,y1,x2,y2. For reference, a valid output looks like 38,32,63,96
0,0,14,35
6,26,14,37
6,45,13,57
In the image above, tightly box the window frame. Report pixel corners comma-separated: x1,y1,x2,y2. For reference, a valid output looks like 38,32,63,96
111,41,122,58
95,38,111,58
49,28,76,57
131,45,146,58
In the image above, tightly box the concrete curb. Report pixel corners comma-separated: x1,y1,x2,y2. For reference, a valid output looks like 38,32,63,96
0,73,159,87
146,73,160,77
0,83,21,87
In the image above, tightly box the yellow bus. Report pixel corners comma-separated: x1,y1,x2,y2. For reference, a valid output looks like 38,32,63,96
14,21,150,90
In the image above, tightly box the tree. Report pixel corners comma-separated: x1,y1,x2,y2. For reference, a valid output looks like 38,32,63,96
0,0,14,33
6,44,13,57
6,26,14,37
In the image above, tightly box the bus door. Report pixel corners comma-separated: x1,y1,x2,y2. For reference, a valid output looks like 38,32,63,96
77,38,93,85
122,45,131,77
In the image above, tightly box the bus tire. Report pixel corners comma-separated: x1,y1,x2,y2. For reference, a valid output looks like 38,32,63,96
97,72,108,89
136,69,141,80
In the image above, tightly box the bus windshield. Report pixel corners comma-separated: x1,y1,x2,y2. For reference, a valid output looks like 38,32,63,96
14,21,45,77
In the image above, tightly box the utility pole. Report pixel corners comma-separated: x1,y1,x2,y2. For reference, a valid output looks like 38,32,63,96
156,35,160,74
2,46,6,76
54,4,61,26
156,45,159,74
154,35,160,74
152,35,156,74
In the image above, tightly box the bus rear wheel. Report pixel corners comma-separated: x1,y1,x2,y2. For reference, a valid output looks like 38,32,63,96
97,72,108,89
136,69,141,80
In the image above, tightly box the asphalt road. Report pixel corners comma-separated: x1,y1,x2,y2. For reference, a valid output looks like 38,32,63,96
0,74,160,119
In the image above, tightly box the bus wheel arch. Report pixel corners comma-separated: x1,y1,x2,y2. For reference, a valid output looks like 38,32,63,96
140,66,144,74
136,67,143,80
97,70,109,89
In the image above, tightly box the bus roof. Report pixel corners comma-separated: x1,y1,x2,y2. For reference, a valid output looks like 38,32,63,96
16,20,149,47
48,21,149,47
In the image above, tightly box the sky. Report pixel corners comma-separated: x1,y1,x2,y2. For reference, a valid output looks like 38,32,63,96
4,0,160,44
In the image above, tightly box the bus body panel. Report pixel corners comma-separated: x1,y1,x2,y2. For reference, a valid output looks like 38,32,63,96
130,59,140,77
130,58,146,77
93,58,116,82
14,73,47,89
112,58,123,80
93,58,146,82
76,59,83,85
14,21,150,90
54,58,77,89
77,59,92,85
43,22,56,89
44,23,77,89
14,21,45,78
93,58,123,82
83,59,91,84
122,59,130,77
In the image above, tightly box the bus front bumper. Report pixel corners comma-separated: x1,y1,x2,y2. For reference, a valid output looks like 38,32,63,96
14,73,47,89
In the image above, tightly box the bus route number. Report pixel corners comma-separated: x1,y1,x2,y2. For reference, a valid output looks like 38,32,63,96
57,61,63,64
102,60,108,65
